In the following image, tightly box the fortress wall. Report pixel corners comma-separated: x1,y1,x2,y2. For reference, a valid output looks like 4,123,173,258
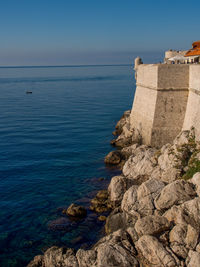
157,65,189,89
130,85,158,145
136,64,158,88
183,65,200,141
151,89,188,147
130,64,189,147
130,65,158,145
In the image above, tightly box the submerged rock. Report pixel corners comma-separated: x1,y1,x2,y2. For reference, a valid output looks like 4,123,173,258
104,150,123,165
90,189,110,213
48,217,71,231
64,203,87,218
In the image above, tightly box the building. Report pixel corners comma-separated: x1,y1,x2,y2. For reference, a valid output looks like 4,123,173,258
130,44,200,147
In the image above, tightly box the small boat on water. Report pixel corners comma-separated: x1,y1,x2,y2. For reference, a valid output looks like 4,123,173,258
26,91,32,94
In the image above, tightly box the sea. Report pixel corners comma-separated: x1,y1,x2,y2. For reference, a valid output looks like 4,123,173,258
0,64,135,266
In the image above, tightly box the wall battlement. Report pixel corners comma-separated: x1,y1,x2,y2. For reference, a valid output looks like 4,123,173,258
130,63,200,147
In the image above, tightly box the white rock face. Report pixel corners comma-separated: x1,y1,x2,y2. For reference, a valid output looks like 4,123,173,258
154,180,196,210
191,172,200,196
108,175,135,206
186,250,200,267
76,249,97,267
136,235,180,267
169,224,188,259
164,197,200,229
94,229,138,267
123,147,157,180
121,179,165,218
134,215,171,236
43,247,79,267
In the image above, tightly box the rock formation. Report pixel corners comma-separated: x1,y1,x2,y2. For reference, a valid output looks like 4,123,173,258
28,111,200,267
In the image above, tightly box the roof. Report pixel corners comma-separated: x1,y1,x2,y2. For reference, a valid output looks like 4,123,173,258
185,40,200,57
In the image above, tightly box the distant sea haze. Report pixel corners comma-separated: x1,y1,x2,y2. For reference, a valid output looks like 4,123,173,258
0,50,163,67
0,64,135,266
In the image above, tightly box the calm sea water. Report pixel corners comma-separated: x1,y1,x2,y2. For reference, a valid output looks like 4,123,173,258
0,65,135,266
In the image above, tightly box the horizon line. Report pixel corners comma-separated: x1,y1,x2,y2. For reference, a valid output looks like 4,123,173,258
0,63,132,69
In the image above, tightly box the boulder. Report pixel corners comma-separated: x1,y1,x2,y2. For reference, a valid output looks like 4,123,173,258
65,203,87,218
76,249,97,267
164,197,200,230
123,147,157,181
27,255,44,267
114,110,131,136
135,215,171,236
136,235,180,267
43,247,79,267
95,229,138,267
121,179,165,218
154,180,196,211
90,189,110,213
186,250,200,267
169,224,188,259
98,215,106,221
185,224,199,250
191,172,200,196
104,150,123,165
105,209,124,234
108,175,135,207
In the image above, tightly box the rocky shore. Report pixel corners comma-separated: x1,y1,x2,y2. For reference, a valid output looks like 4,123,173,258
28,111,200,267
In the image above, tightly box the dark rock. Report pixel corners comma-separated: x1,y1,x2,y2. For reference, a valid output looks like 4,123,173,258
27,255,44,267
90,189,110,213
48,217,71,231
98,215,107,221
104,150,123,165
105,210,124,234
64,203,87,218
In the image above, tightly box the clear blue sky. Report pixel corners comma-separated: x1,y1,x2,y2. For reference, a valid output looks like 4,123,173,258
0,0,199,66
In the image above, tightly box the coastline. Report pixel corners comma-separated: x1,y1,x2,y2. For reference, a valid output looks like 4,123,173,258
28,109,200,267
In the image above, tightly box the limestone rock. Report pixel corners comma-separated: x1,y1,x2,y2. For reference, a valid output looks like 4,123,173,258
196,243,200,253
154,180,196,211
27,255,44,267
191,172,200,196
105,209,124,234
108,175,135,206
169,224,188,259
164,197,200,230
104,150,123,165
135,215,171,236
90,190,110,213
136,235,180,267
114,110,131,136
43,247,78,267
66,203,87,218
123,147,157,181
95,229,138,267
76,249,97,267
185,224,199,250
121,143,139,158
98,215,106,221
186,250,200,267
121,179,165,218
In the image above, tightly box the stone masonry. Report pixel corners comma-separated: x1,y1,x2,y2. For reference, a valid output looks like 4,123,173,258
130,62,200,147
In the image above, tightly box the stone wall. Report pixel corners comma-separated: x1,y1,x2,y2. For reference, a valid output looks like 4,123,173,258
130,64,189,147
183,65,200,141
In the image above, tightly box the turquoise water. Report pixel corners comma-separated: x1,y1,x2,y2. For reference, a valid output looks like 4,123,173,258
0,65,135,266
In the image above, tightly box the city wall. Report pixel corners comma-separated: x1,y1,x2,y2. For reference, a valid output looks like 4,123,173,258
130,63,199,147
183,65,200,140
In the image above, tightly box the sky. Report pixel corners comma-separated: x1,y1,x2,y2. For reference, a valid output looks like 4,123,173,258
0,0,200,66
